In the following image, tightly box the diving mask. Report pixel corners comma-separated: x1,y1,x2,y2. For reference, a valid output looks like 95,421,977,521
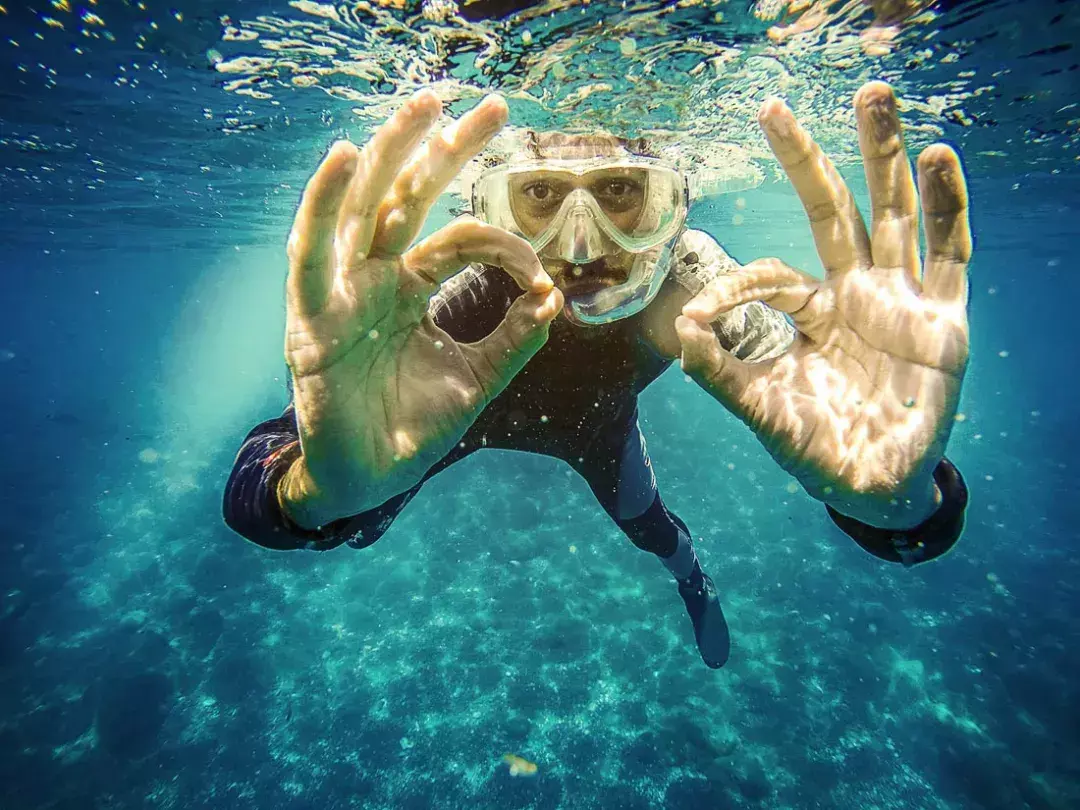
471,156,689,325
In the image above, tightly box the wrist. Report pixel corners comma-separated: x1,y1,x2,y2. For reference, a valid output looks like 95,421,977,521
823,471,942,531
278,456,339,530
825,458,968,566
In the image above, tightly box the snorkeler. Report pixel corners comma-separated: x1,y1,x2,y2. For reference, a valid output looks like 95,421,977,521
223,81,971,669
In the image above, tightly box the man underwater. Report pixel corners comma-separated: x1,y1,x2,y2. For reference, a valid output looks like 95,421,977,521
224,81,971,668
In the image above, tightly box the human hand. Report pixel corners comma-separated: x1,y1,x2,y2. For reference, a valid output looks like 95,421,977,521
676,81,970,529
281,92,562,527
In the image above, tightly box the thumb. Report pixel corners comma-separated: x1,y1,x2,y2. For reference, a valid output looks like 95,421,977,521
675,314,753,411
460,287,563,401
681,257,817,325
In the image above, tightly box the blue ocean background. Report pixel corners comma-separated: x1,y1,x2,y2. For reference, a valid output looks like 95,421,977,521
1,0,1078,808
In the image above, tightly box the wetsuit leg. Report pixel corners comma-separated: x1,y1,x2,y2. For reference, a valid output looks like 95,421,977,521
576,410,689,559
579,420,706,589
575,412,730,669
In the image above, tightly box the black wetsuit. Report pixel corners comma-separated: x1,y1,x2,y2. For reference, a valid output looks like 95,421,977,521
223,244,969,566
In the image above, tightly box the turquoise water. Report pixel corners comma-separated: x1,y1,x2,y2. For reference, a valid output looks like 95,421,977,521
1,1,1078,808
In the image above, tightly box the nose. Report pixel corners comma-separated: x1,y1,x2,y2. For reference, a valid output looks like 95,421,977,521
555,207,605,264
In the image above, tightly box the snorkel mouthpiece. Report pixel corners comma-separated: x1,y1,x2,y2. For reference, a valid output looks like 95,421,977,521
563,238,678,326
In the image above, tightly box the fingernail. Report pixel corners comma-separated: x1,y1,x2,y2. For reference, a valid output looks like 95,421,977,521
330,141,357,168
679,307,707,324
410,89,442,117
675,314,700,334
863,101,898,142
762,108,797,140
534,289,559,322
533,260,553,291
482,93,509,115
759,96,786,116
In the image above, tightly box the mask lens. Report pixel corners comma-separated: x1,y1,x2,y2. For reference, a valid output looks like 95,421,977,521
474,158,687,254
508,171,573,240
586,169,647,221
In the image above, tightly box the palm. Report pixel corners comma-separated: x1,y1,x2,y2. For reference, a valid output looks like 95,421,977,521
746,267,967,494
282,93,559,520
286,259,482,483
678,82,971,519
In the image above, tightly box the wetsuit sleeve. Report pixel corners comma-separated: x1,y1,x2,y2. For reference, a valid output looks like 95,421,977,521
825,457,969,566
672,229,795,363
222,405,422,552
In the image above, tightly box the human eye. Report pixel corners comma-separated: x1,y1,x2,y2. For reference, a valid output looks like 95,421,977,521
519,179,569,211
593,176,644,212
600,179,638,197
523,181,554,202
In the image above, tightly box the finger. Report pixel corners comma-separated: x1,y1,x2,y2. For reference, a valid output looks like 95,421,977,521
402,217,553,294
759,97,872,276
918,144,971,307
675,315,761,411
682,258,817,327
460,287,564,402
339,89,443,261
286,140,359,316
370,94,510,257
855,81,920,284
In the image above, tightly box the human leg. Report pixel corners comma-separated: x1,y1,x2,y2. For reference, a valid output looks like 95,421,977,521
576,416,730,668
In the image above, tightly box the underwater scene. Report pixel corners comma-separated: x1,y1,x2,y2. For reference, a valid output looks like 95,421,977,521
1,0,1078,808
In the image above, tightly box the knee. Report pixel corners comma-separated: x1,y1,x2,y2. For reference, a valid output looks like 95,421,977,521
615,494,681,557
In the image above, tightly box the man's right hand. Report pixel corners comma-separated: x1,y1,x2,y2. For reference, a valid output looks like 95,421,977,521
279,91,563,529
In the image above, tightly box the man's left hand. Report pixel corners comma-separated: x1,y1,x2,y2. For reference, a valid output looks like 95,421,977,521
675,81,971,530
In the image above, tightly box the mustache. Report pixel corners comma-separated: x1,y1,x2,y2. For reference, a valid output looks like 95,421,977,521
553,258,632,280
